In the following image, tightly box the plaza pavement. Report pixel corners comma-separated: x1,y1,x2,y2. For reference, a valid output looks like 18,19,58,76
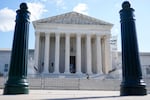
0,89,150,100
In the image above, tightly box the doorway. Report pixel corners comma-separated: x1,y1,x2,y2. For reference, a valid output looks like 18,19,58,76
70,56,76,73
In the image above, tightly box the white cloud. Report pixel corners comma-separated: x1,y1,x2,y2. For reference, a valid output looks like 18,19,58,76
0,8,16,32
40,0,48,2
54,0,66,9
40,0,66,9
73,3,88,15
0,2,47,32
55,0,64,6
28,2,47,21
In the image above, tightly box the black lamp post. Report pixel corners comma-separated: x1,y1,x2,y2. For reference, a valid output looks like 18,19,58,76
3,3,30,94
119,1,147,96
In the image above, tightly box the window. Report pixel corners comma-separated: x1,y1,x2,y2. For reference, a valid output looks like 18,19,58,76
4,64,8,72
146,68,150,75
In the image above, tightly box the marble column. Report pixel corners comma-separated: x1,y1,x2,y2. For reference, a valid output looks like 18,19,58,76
43,33,50,74
86,34,92,74
65,34,70,74
34,33,40,71
103,35,112,74
96,35,103,74
76,34,82,74
54,33,60,74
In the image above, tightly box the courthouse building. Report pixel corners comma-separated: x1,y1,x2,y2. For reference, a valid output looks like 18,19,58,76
32,12,113,75
1,12,150,79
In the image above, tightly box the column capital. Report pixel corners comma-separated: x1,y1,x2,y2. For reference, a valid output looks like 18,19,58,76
65,33,70,37
55,32,60,36
35,32,40,36
96,34,102,37
86,34,91,36
76,33,81,37
104,34,111,39
45,32,50,35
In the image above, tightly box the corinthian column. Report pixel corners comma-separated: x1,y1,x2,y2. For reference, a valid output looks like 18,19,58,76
86,34,92,74
54,33,60,74
43,33,50,74
103,35,111,74
76,34,82,74
64,34,70,74
34,32,40,72
96,35,103,74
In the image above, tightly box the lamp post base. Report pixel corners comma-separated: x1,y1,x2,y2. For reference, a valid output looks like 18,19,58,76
3,78,29,95
120,84,147,96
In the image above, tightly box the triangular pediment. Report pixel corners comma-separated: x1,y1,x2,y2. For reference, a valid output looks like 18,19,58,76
34,12,113,26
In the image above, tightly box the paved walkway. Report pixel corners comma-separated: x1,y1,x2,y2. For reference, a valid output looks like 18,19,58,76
0,89,149,100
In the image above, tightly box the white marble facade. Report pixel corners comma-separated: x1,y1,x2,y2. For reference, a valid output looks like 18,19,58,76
1,12,150,78
33,12,113,75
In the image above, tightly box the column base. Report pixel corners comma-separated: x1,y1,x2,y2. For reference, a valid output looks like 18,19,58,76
64,72,71,74
120,81,147,96
96,72,103,75
75,72,82,75
95,73,104,77
3,78,29,95
53,72,60,74
43,72,50,76
86,72,93,75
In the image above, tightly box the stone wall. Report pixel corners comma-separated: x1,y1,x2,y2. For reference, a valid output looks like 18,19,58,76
0,49,34,75
0,77,150,91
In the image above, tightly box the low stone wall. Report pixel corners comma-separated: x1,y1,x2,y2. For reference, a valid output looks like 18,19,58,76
79,79,121,90
0,77,6,89
0,77,149,91
145,79,150,91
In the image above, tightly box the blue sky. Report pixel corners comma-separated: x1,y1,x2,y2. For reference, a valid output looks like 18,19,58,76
0,0,150,52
